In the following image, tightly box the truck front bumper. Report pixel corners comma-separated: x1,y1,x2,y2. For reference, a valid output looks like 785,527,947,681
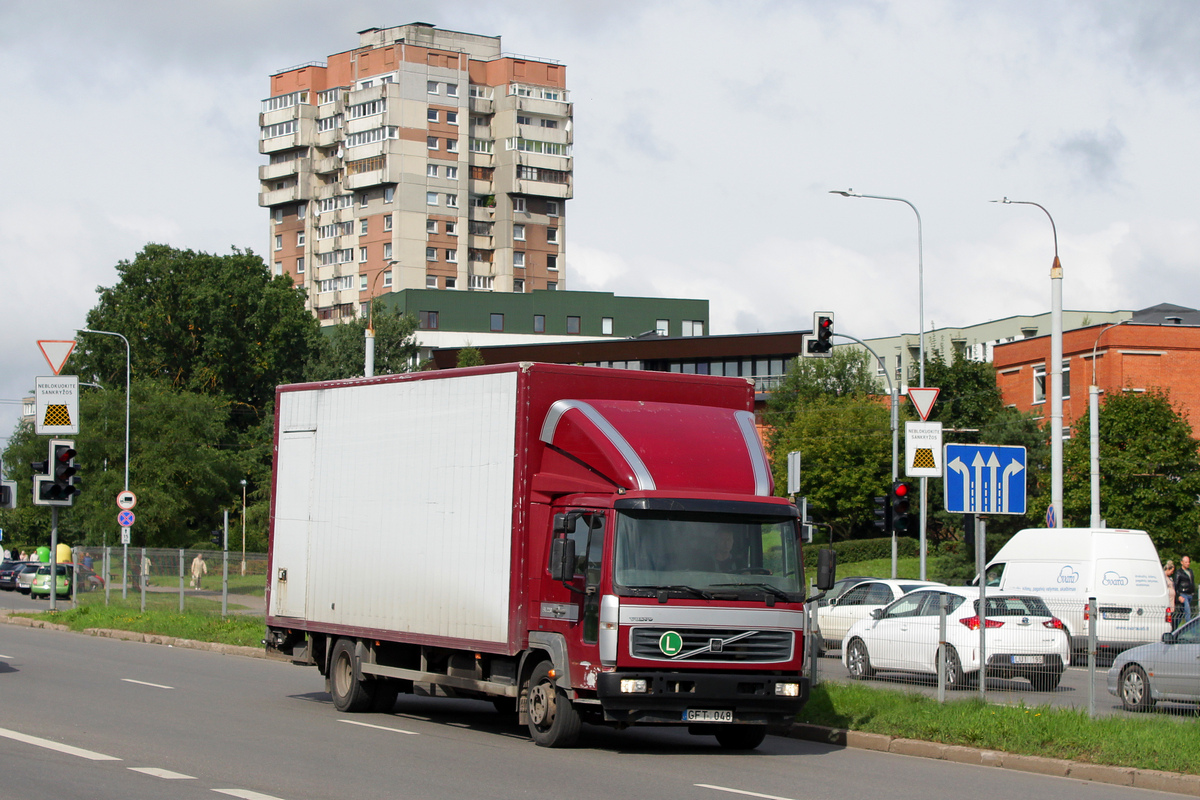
595,671,809,725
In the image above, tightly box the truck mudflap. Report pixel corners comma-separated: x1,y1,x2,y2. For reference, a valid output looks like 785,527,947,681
595,672,809,725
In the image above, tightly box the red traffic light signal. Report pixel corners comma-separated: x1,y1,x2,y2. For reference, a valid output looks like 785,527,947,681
891,481,912,534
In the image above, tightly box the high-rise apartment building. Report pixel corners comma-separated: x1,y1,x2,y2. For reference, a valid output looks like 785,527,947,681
258,23,572,323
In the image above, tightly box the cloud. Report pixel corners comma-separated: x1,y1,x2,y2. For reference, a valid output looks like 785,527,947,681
1054,123,1128,190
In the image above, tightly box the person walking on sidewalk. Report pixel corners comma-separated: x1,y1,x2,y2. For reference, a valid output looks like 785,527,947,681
1174,555,1195,622
190,552,208,590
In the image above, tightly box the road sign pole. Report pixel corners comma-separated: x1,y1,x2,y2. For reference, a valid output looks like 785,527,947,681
49,506,59,613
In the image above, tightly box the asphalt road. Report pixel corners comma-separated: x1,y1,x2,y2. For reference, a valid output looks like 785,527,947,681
0,621,1185,800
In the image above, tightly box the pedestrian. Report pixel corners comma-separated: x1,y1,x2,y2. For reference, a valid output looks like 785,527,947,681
190,552,208,590
1175,555,1195,622
141,554,152,589
1165,561,1178,627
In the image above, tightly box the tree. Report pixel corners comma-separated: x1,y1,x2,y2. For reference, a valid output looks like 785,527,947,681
1,380,241,548
923,352,1005,440
764,349,877,429
71,244,319,428
456,346,486,368
1062,389,1200,553
306,307,420,381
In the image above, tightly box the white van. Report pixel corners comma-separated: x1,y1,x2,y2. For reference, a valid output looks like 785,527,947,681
983,528,1172,657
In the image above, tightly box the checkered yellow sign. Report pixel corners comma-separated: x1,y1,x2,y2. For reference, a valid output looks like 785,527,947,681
911,448,936,470
43,405,72,427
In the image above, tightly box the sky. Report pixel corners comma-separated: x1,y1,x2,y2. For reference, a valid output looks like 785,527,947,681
2,0,1199,442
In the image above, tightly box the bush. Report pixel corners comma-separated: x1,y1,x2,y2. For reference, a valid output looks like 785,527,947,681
804,537,919,566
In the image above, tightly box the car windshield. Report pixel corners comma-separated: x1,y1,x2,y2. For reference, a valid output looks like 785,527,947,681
613,509,802,597
974,595,1051,617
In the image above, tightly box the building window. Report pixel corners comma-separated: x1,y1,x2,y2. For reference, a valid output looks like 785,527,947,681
296,232,305,246
383,243,392,259
514,279,525,293
682,320,704,337
445,138,458,153
428,164,439,177
383,270,393,288
517,114,532,126
445,166,458,180
490,313,504,332
541,118,558,129
567,316,581,334
274,208,284,223
427,219,438,234
360,219,369,235
547,281,557,291
420,310,439,329
359,193,368,207
274,235,283,251
547,200,559,217
533,314,545,332
513,197,527,213
446,249,458,262
1033,361,1071,404
446,83,458,97
445,221,457,235
513,252,525,268
426,276,438,289
426,247,438,262
360,274,368,291
427,108,439,123
384,215,392,231
546,228,559,244
447,111,458,125
296,257,305,274
656,319,669,336
427,192,439,206
468,275,494,290
427,136,438,150
445,194,458,208
602,317,613,335
427,81,439,95
384,187,394,203
513,224,525,241
298,203,307,219
446,277,457,289
359,247,368,263
273,261,283,276
546,254,558,271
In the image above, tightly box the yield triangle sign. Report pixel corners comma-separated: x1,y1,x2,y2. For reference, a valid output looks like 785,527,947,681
38,340,77,375
908,387,940,421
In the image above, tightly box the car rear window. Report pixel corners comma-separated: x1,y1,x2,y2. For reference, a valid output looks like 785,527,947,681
975,595,1051,617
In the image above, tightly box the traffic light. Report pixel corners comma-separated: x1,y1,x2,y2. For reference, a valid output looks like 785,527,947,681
872,495,891,535
891,480,912,535
33,440,80,506
803,311,835,357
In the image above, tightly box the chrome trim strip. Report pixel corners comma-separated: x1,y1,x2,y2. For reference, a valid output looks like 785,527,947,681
540,400,656,490
735,410,771,496
618,604,804,628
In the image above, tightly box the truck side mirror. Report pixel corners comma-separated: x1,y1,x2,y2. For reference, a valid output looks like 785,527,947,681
549,537,576,582
816,548,837,591
552,513,573,534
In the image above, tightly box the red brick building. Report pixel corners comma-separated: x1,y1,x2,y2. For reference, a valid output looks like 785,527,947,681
993,304,1200,437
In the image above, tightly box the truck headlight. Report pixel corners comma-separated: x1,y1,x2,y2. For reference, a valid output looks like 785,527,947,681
775,682,800,697
620,679,649,693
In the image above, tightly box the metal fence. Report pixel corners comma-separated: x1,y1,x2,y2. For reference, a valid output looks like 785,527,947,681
804,589,1198,719
70,546,268,616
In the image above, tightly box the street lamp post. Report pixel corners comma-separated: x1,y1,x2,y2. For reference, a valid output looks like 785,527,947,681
79,328,131,597
364,262,398,378
1087,321,1130,527
240,478,248,575
992,198,1064,528
830,190,930,578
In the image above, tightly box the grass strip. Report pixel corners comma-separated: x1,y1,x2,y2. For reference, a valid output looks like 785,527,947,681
18,598,265,648
800,682,1199,775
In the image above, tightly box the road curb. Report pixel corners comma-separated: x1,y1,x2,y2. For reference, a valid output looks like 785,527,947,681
787,723,1200,796
0,610,284,661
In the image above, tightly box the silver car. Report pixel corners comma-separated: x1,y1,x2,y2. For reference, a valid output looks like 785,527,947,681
15,563,40,594
1108,616,1200,711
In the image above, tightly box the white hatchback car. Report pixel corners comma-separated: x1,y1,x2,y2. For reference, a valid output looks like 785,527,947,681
816,579,944,651
842,587,1071,690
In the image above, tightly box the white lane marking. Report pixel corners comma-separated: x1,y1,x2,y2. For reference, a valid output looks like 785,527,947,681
129,767,196,779
0,726,122,761
338,719,419,735
696,785,796,800
122,678,175,689
213,790,290,799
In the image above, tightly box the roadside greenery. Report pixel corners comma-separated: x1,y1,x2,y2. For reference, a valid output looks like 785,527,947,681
799,682,1198,775
19,599,265,648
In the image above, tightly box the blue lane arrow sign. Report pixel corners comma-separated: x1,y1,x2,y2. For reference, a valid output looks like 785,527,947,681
944,444,1027,514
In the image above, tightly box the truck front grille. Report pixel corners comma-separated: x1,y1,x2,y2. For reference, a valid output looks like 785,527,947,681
629,627,794,663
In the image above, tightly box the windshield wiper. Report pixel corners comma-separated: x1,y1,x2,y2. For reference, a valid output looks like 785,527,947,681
710,582,793,601
628,584,714,599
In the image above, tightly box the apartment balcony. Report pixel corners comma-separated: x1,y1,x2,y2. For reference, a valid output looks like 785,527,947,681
469,97,494,115
469,234,494,250
469,205,497,222
259,157,311,181
314,157,341,174
315,183,345,200
513,125,571,146
260,132,302,154
258,183,312,207
260,102,317,129
510,96,571,118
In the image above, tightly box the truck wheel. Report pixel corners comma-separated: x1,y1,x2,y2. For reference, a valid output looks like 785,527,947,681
525,660,581,747
330,639,375,713
715,725,767,750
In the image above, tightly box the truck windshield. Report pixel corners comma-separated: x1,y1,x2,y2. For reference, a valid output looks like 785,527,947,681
612,510,802,598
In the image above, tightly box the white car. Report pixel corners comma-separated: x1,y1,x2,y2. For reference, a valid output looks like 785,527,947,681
841,587,1071,690
816,579,944,650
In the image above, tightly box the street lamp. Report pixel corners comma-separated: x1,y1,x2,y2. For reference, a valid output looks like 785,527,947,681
78,328,131,598
364,262,398,378
830,189,930,578
991,197,1064,528
240,478,248,576
1086,320,1131,527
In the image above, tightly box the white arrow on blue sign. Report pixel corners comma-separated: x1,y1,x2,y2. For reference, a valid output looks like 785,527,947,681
943,444,1027,515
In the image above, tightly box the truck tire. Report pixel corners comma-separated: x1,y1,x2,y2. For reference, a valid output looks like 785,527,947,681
715,725,767,750
525,660,581,747
330,638,375,713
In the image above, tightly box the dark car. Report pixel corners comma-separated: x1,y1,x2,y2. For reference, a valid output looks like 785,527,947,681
0,560,32,591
